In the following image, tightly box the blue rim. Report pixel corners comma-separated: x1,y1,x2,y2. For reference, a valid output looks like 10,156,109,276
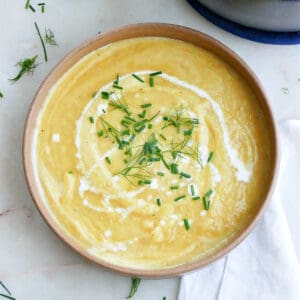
187,0,300,45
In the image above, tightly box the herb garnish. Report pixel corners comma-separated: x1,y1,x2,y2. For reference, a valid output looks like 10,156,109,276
105,156,111,165
183,218,190,230
174,195,186,202
89,116,94,123
156,198,162,206
9,55,38,82
207,151,214,163
132,73,144,83
45,28,58,46
25,0,30,9
126,278,141,299
0,92,3,98
38,2,45,13
150,71,163,77
203,188,213,210
0,281,15,300
34,21,48,62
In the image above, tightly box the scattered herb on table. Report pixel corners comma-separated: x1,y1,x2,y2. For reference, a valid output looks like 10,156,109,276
0,281,15,300
45,28,58,46
34,21,48,62
0,92,3,99
9,55,38,82
126,278,141,299
38,2,46,13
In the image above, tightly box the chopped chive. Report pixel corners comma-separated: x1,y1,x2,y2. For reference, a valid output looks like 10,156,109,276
67,171,73,174
184,129,193,136
148,157,161,162
89,116,94,123
163,297,167,300
0,294,16,300
138,110,147,118
41,5,45,12
156,198,162,206
116,136,124,149
205,188,213,197
127,277,141,299
114,73,120,85
124,115,136,122
190,185,195,196
102,109,106,114
0,92,3,98
132,73,144,83
180,172,191,179
203,197,211,210
37,2,45,5
135,125,146,133
157,171,165,176
113,84,123,90
148,124,153,129
150,76,154,87
121,129,130,136
101,91,110,99
171,151,178,159
105,157,111,165
138,157,146,165
159,134,167,141
171,185,179,190
183,218,190,230
170,163,179,174
163,116,169,121
150,71,162,77
97,130,104,137
174,195,186,202
129,134,136,141
134,119,147,128
143,179,151,184
25,0,30,9
34,21,47,62
141,103,152,108
192,196,200,200
29,4,35,12
207,151,214,163
121,120,130,127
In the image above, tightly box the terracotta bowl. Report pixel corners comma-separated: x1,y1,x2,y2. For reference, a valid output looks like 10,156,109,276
23,23,279,278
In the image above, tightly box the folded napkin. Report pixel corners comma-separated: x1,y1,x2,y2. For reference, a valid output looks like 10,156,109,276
179,120,300,300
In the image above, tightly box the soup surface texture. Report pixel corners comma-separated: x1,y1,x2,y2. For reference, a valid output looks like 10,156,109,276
34,37,273,269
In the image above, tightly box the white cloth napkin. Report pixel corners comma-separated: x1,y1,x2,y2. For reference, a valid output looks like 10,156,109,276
179,120,300,300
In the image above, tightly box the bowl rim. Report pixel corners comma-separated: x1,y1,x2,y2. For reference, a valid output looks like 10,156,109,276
22,22,279,278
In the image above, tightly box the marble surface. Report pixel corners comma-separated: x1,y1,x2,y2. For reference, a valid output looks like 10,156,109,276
1,1,300,299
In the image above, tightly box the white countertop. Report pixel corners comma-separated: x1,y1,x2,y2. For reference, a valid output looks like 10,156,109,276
1,1,300,299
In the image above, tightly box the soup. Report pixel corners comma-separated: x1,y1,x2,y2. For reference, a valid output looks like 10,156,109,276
34,37,274,269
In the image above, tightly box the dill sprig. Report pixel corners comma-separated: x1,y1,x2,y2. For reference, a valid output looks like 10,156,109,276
34,21,48,62
45,28,58,46
162,105,199,133
9,55,38,82
126,278,141,299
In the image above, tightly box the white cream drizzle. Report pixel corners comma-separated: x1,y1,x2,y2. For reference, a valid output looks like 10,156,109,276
71,70,256,223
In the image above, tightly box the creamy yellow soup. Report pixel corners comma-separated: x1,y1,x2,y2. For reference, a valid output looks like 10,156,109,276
35,37,273,269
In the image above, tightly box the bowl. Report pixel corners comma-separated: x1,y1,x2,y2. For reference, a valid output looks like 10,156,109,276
23,23,279,278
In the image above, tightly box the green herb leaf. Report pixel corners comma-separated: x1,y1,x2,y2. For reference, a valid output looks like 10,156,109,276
0,281,11,296
132,73,144,83
192,196,200,200
157,171,165,176
126,278,141,299
174,195,186,202
105,156,111,165
101,91,110,99
0,294,16,300
183,218,190,230
25,0,30,9
141,103,152,108
45,28,58,46
157,198,162,206
9,55,38,82
34,21,48,62
0,92,3,98
29,4,35,12
150,71,162,76
89,116,94,123
171,185,179,190
180,172,191,179
97,130,104,137
207,151,214,163
150,76,154,87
